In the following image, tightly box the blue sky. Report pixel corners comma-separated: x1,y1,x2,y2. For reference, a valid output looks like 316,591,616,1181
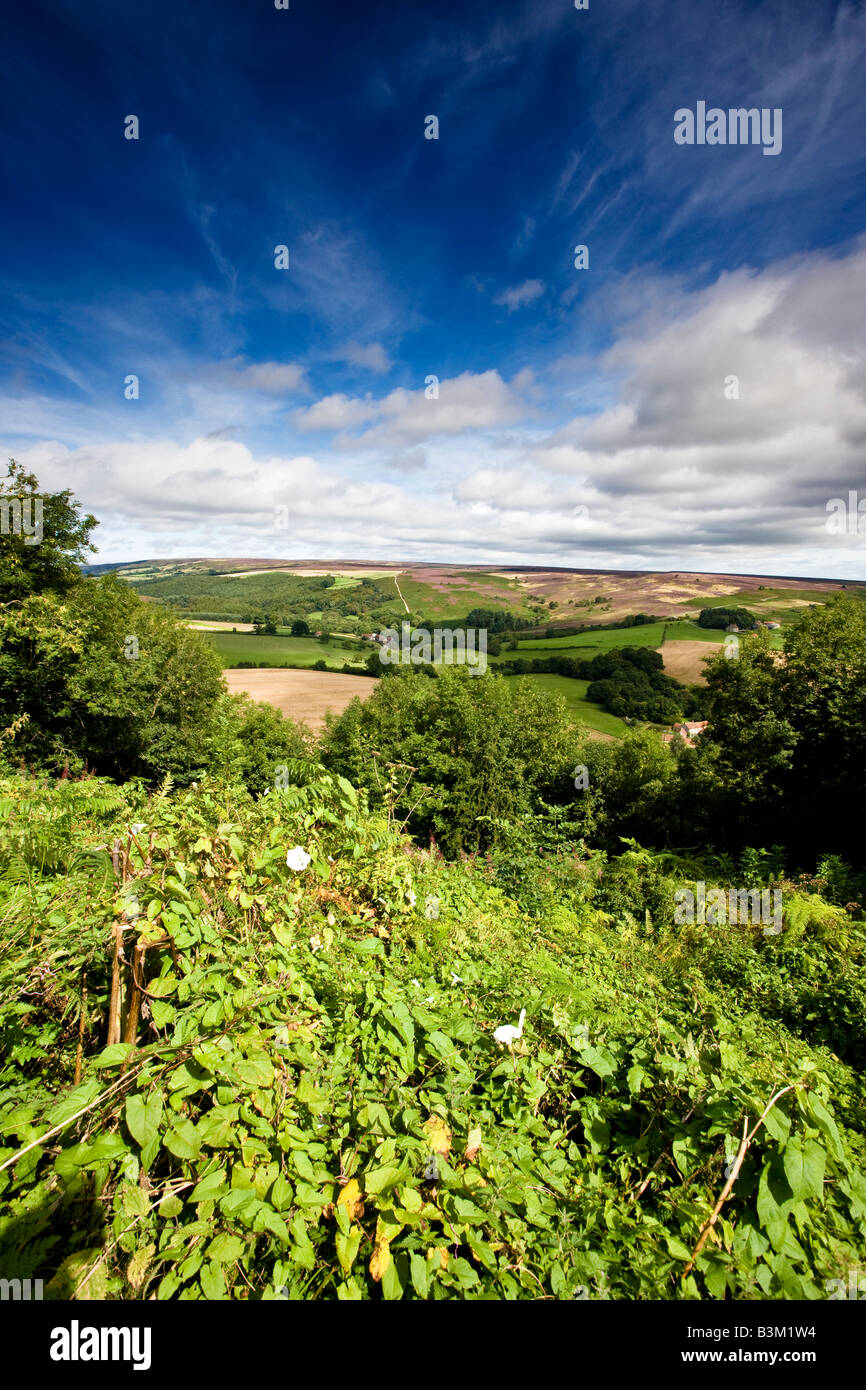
2,0,865,575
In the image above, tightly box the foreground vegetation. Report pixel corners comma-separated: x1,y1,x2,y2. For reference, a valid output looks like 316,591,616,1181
2,461,865,1301
2,770,865,1301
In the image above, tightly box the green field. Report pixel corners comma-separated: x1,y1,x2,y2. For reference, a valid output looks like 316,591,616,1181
516,622,672,650
505,673,627,737
395,572,535,624
682,587,850,626
513,618,785,651
204,632,368,670
488,645,603,666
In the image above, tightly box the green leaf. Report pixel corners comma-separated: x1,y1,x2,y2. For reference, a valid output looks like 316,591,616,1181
164,1119,202,1162
410,1253,429,1299
207,1233,246,1265
289,1213,316,1269
335,1228,362,1276
783,1137,826,1203
364,1163,406,1196
350,937,385,957
120,1182,151,1218
757,1158,793,1251
125,1092,164,1151
382,1252,405,1300
94,1044,136,1068
270,1174,294,1211
235,1054,275,1089
804,1094,844,1162
199,1261,227,1299
190,1168,229,1203
579,1045,617,1078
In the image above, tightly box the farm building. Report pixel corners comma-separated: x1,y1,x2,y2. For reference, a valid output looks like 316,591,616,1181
663,720,709,747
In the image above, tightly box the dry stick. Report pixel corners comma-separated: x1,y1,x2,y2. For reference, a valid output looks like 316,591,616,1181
0,981,304,1178
122,942,147,1063
106,924,124,1046
682,1084,799,1279
72,1180,196,1300
0,1071,140,1175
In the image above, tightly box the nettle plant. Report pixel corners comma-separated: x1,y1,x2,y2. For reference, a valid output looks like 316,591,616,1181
0,766,864,1300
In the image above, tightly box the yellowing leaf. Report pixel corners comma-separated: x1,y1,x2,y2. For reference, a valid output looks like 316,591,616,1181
337,1178,365,1222
426,1246,449,1270
369,1242,392,1283
423,1115,452,1157
465,1127,482,1162
126,1243,156,1290
375,1210,404,1246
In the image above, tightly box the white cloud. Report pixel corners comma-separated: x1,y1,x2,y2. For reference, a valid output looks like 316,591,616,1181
204,359,309,394
294,370,529,444
337,341,392,374
6,245,866,577
493,279,546,312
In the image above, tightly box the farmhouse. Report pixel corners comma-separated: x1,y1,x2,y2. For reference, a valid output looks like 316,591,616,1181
663,720,709,747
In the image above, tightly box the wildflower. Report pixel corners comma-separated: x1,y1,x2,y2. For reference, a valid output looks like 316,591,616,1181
494,1009,526,1048
286,846,312,872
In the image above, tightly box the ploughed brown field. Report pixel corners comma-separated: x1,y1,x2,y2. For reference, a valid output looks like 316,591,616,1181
224,668,378,732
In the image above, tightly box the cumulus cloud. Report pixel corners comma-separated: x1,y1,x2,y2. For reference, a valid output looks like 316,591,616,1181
293,370,530,445
493,279,546,312
214,360,309,394
336,341,392,374
6,245,866,577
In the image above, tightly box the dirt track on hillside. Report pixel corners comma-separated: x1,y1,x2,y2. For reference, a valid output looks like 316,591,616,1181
224,668,378,731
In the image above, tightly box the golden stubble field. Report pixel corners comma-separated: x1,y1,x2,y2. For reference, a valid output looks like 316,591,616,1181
659,640,721,685
224,668,378,732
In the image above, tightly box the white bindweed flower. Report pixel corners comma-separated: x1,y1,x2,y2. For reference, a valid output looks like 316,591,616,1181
494,1008,527,1047
450,973,463,985
309,935,322,953
286,846,312,872
407,889,417,908
425,995,435,1005
411,979,421,988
